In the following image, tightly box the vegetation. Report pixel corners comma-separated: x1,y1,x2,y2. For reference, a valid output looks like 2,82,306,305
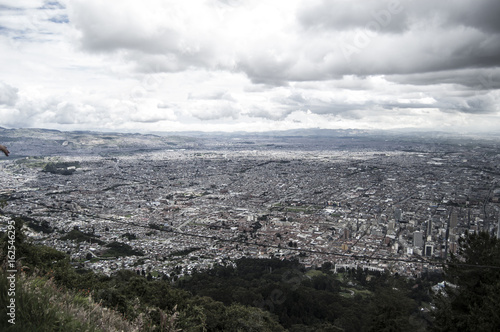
42,161,81,175
176,259,433,331
169,247,201,257
60,229,105,245
432,231,500,331
0,272,142,332
103,242,144,257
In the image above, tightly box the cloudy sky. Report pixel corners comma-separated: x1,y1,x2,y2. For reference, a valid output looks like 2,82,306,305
0,0,499,133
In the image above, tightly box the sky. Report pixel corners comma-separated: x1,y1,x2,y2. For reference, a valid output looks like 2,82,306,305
0,0,499,133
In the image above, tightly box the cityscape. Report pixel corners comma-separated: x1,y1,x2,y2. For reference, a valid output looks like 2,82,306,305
1,0,500,329
2,128,499,281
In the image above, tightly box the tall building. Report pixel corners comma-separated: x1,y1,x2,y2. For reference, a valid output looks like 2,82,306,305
450,209,458,230
425,243,434,257
497,215,500,239
426,219,432,236
394,208,402,222
449,241,458,254
414,231,423,248
343,228,350,240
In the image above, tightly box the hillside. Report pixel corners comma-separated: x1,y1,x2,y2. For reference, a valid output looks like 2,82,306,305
0,128,197,158
0,217,436,331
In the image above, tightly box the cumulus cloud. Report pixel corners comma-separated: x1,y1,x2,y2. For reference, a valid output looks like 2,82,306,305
298,0,408,33
64,0,500,89
0,0,499,132
130,108,177,123
69,0,226,72
187,101,241,121
386,68,500,90
0,82,18,106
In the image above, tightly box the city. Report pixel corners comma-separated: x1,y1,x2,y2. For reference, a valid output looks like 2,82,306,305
1,128,499,281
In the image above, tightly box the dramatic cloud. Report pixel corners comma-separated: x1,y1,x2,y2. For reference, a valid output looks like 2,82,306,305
298,0,409,33
0,0,499,133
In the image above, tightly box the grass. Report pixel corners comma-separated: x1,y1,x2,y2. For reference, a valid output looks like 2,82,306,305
339,286,373,298
305,269,325,278
0,271,143,331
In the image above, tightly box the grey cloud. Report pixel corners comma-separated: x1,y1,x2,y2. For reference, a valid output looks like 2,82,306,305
386,68,500,90
245,106,293,121
329,77,376,90
70,3,217,72
299,0,500,35
272,91,495,120
457,97,494,114
298,0,408,33
438,95,498,114
0,82,18,106
436,0,500,34
75,18,181,55
371,97,497,116
270,92,370,118
190,103,240,121
68,0,500,86
236,55,293,86
307,102,370,116
336,30,500,78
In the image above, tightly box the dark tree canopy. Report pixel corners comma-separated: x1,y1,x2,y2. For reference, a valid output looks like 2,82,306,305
433,231,500,331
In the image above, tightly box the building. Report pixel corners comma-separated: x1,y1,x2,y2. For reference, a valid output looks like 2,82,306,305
394,208,402,222
425,243,434,257
450,209,458,230
414,231,423,248
343,228,350,240
497,215,500,239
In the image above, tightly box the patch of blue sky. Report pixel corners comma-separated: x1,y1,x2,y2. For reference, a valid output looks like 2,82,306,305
0,26,20,36
39,1,65,10
49,15,69,24
0,5,23,11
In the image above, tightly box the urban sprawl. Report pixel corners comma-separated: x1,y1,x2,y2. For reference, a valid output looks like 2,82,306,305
1,130,499,280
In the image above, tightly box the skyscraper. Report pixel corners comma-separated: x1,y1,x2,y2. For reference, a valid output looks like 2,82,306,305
450,209,458,229
497,215,500,239
394,208,402,222
425,243,434,257
414,231,423,248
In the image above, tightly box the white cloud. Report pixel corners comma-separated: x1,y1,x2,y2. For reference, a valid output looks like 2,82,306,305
0,0,498,133
0,82,18,106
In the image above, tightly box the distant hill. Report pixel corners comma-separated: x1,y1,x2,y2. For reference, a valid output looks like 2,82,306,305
0,127,198,158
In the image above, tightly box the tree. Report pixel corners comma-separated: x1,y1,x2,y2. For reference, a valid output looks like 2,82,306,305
368,287,420,332
0,144,9,156
433,231,500,331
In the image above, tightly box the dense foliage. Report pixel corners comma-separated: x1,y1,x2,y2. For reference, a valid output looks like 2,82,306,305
176,258,433,331
42,161,80,175
432,231,500,331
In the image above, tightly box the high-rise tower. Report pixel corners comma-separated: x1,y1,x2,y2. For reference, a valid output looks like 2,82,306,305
414,231,423,248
